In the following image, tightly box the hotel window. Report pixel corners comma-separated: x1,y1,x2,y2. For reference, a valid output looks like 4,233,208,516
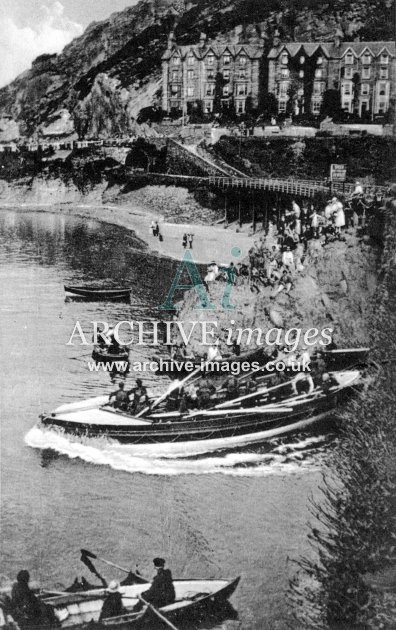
312,101,321,113
187,69,194,80
297,87,304,96
281,68,289,78
280,81,288,96
171,85,179,95
172,56,180,65
172,70,178,81
207,69,214,79
299,56,305,64
223,69,230,80
317,56,323,65
279,100,287,112
379,82,387,95
345,53,354,64
299,70,304,78
207,54,214,66
378,101,386,112
345,67,353,79
362,67,371,79
237,101,245,113
239,55,247,66
362,53,371,64
187,54,195,65
206,84,214,96
239,70,246,79
315,69,322,78
380,53,389,64
238,84,247,96
223,85,230,96
205,102,213,113
380,67,389,79
281,53,288,65
187,86,194,97
223,54,231,65
343,82,352,95
361,83,370,95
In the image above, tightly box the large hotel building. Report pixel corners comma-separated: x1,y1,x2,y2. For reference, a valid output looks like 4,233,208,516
162,30,396,118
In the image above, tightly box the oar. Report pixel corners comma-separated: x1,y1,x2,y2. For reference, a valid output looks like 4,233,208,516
80,549,148,583
137,595,179,630
135,366,202,418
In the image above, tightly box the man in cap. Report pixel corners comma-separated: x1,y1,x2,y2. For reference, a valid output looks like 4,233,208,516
142,558,175,609
99,581,125,621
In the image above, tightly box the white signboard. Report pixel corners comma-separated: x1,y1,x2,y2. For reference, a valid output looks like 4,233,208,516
330,163,347,182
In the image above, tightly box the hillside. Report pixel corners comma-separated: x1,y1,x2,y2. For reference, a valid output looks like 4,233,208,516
0,0,393,140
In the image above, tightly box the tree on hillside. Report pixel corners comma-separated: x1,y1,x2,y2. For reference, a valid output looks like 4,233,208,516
320,88,342,120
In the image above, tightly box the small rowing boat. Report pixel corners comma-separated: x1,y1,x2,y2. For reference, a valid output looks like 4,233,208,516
64,286,132,301
92,346,129,364
322,347,370,370
1,578,240,630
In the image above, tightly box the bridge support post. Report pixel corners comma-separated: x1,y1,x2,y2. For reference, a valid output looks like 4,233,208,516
224,195,228,226
252,196,256,234
238,192,242,228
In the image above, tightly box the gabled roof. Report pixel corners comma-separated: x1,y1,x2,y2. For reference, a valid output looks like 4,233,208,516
162,43,262,61
268,41,396,61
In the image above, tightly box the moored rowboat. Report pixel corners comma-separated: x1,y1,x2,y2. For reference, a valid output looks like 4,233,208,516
64,286,132,301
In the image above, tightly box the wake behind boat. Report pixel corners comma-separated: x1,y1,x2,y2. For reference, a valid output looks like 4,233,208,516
64,286,132,301
39,368,363,451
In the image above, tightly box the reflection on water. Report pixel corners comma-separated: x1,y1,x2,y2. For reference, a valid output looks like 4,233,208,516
0,210,326,629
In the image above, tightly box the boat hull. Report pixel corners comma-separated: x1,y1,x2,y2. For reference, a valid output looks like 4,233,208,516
36,578,240,630
64,286,132,301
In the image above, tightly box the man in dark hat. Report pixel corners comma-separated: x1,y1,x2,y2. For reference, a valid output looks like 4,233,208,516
136,558,175,611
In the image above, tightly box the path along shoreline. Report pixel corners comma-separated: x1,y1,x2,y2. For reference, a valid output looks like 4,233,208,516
0,200,255,266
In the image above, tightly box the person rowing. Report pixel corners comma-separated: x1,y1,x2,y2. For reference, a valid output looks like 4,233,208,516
109,382,129,410
134,558,175,612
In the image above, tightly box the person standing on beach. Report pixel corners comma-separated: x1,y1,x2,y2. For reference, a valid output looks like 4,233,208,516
188,233,194,249
182,233,188,248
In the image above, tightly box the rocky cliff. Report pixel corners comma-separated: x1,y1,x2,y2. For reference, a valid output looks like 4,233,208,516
0,0,393,142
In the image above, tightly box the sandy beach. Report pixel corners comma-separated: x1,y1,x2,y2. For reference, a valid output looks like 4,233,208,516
0,199,256,265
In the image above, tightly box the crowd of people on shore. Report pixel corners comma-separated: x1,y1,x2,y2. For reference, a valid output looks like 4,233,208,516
202,183,376,297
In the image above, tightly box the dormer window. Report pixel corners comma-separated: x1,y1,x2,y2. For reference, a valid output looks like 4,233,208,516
207,54,214,66
281,53,288,65
239,54,247,66
299,56,305,64
380,67,389,79
223,54,231,65
317,56,323,65
381,53,389,64
345,53,354,65
315,69,322,78
299,70,304,78
188,53,195,65
281,68,289,78
172,56,180,65
362,53,371,64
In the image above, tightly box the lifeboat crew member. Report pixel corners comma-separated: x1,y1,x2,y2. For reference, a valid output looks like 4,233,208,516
197,375,216,409
99,581,125,621
130,379,149,413
134,558,175,612
109,382,129,410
